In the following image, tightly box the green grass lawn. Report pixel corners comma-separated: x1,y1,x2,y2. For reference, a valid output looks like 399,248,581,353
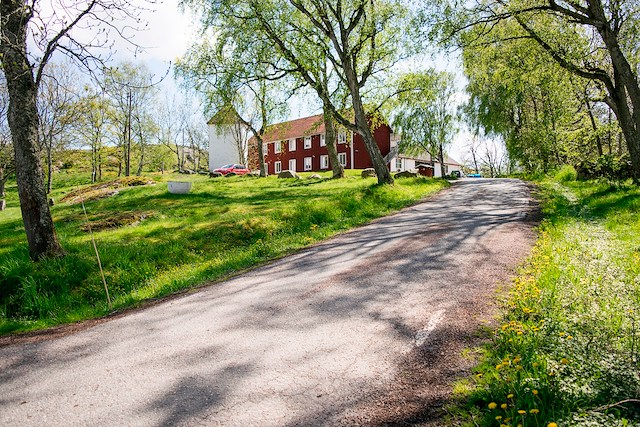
450,175,640,427
0,170,448,334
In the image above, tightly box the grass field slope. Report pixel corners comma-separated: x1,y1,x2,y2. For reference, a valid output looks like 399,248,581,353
451,171,640,427
0,171,447,335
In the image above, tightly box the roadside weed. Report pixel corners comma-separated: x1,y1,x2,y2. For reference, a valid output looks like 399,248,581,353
453,178,640,426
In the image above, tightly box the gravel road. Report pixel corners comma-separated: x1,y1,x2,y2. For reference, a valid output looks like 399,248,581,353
0,178,537,427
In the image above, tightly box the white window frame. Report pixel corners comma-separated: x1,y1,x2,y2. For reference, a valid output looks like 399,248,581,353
289,138,296,152
320,155,329,169
275,161,282,174
338,152,347,167
337,131,346,144
396,158,403,171
262,143,268,155
304,136,312,149
289,159,296,172
304,157,312,171
274,141,281,153
320,134,326,147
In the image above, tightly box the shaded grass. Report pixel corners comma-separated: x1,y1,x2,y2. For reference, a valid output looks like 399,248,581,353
0,170,448,334
449,178,640,426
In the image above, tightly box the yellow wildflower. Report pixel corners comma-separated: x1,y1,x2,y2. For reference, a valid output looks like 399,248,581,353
548,423,558,427
507,394,514,399
495,415,502,420
530,409,540,414
561,358,569,365
532,389,538,395
501,403,508,409
488,402,498,409
518,410,527,415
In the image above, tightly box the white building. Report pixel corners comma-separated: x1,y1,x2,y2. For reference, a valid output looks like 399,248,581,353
207,111,250,171
387,135,463,177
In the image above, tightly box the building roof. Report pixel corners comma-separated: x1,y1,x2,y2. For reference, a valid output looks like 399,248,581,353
398,152,462,167
260,114,326,142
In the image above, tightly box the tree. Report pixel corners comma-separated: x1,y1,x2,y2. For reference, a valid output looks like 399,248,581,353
391,70,458,178
74,90,112,183
438,0,640,182
181,0,415,184
0,75,14,210
458,18,618,174
103,62,158,177
157,94,187,172
0,0,149,260
177,39,291,177
37,61,80,193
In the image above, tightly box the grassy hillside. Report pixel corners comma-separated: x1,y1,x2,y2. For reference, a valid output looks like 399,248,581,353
0,171,448,334
450,175,640,426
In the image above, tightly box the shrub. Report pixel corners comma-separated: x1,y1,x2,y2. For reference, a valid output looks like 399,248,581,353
555,165,578,182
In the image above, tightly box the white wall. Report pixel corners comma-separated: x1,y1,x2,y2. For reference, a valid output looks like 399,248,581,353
208,124,247,171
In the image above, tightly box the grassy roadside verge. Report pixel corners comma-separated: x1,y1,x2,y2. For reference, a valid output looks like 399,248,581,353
450,175,640,426
0,171,448,335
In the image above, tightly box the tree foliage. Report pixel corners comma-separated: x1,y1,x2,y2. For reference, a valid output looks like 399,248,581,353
435,0,640,181
390,70,457,178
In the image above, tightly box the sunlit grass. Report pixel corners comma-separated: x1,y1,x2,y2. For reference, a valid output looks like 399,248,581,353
450,177,640,427
0,170,448,334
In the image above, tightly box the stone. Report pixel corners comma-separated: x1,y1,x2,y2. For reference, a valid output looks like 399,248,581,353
209,171,223,178
361,168,376,178
307,174,322,179
182,169,195,175
394,170,419,178
48,198,55,206
278,170,300,179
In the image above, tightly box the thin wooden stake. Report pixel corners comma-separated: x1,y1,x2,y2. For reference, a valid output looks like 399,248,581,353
82,200,112,309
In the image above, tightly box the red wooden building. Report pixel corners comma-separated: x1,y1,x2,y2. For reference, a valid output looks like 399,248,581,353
248,114,392,174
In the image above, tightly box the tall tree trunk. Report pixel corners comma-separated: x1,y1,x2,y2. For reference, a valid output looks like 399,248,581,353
46,143,53,193
256,136,267,177
323,107,343,179
584,91,603,157
438,143,446,178
341,55,392,184
1,0,65,260
351,91,392,184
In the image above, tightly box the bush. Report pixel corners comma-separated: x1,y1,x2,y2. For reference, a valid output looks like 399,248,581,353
576,154,633,181
555,165,578,182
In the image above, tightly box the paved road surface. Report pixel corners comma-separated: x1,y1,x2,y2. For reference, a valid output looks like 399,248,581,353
0,179,537,426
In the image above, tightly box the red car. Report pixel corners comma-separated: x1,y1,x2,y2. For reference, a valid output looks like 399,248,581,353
213,164,251,176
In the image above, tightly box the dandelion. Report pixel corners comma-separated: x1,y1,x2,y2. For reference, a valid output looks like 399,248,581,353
513,356,521,363
548,423,558,427
488,402,498,409
566,335,573,340
532,389,538,395
476,373,483,378
507,394,514,399
561,358,569,364
496,415,503,420
530,409,540,414
518,410,527,415
501,403,508,409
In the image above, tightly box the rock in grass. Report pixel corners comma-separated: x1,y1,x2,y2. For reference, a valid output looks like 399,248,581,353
278,170,300,179
361,168,376,178
308,174,322,179
394,170,418,178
